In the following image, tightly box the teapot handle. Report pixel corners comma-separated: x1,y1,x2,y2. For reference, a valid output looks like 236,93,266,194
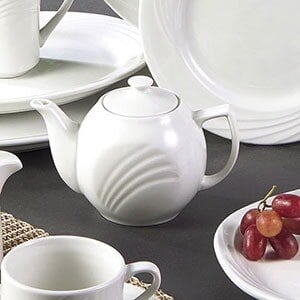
40,0,74,47
193,104,240,191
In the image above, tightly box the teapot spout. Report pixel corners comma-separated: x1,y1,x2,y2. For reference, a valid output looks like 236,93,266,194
0,152,22,194
31,99,80,193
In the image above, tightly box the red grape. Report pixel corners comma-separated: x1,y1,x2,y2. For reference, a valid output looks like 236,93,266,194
282,217,300,235
240,209,260,235
242,225,267,261
256,210,283,238
269,228,299,259
272,194,300,218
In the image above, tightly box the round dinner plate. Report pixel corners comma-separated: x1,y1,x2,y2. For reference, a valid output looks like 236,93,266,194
124,283,159,299
214,189,300,300
0,11,144,114
140,0,300,144
105,0,139,26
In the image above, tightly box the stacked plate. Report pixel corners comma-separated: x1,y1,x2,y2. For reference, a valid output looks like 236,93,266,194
106,0,300,145
1,11,144,151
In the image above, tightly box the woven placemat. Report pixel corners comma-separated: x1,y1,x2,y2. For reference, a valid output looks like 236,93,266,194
1,212,173,299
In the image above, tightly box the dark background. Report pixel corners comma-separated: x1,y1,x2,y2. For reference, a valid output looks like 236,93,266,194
3,1,299,299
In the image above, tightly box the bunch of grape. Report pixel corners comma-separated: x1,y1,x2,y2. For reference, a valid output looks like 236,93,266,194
240,189,300,261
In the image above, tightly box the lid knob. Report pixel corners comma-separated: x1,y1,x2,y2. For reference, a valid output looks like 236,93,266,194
102,74,178,117
128,76,154,91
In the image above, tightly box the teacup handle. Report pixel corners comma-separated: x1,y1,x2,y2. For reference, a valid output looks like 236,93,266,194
40,0,75,47
125,262,161,300
193,104,240,191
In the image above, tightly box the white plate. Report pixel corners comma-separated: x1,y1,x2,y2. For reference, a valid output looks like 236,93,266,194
214,189,300,300
105,0,139,26
0,72,150,151
0,283,159,299
140,0,300,144
0,11,144,114
124,283,159,299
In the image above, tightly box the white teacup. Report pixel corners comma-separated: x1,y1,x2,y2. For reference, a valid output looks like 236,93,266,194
0,0,74,78
1,236,161,300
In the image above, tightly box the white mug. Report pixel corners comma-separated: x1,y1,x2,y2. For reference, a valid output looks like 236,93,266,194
0,0,74,78
1,236,161,300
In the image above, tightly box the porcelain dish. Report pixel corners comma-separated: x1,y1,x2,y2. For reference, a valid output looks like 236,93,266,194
32,76,239,226
124,284,160,299
0,11,144,114
140,0,300,144
214,189,300,300
0,284,159,300
104,0,139,26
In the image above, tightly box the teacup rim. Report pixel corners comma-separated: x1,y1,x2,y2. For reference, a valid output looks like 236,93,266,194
1,235,126,296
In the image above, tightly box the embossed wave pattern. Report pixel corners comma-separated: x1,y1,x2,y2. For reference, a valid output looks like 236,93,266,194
99,146,179,213
210,119,300,144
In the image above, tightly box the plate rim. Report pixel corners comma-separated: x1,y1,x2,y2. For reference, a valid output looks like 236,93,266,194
139,0,300,144
0,283,159,299
214,189,300,300
124,283,159,300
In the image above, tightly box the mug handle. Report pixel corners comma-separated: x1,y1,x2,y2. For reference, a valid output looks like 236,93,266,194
40,0,74,47
193,104,240,191
125,262,161,300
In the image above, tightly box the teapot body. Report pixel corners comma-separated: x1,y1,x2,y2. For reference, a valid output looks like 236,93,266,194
76,101,207,226
31,76,239,226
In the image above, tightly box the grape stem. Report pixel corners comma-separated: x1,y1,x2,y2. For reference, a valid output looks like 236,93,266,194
258,185,277,212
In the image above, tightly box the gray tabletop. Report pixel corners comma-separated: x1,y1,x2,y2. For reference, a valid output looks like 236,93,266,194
3,1,300,299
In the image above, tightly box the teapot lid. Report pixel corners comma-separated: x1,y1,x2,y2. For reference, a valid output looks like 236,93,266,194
102,76,179,117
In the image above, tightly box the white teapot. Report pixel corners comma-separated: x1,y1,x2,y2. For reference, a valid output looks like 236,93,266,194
31,76,239,226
